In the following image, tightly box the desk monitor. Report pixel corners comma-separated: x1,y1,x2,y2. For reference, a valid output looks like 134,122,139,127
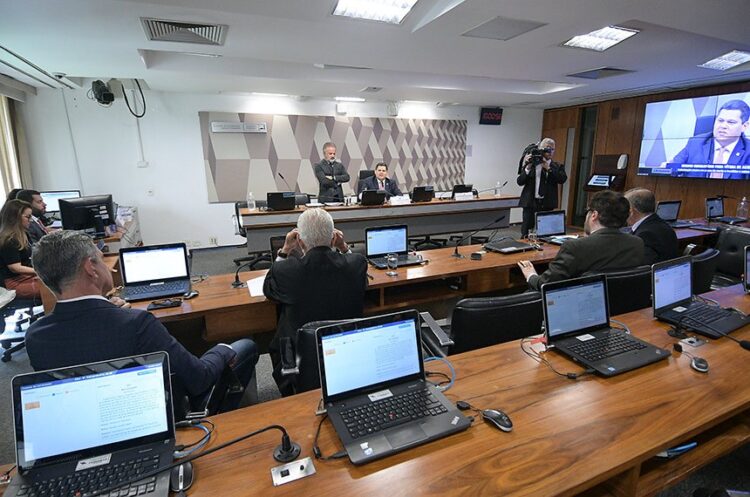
451,184,473,199
40,190,81,213
59,194,114,238
705,197,724,219
655,200,681,222
586,175,613,187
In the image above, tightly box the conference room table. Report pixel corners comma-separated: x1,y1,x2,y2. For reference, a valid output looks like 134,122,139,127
172,284,750,497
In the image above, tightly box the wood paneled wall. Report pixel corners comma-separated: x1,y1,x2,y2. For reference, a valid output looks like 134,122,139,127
543,81,750,219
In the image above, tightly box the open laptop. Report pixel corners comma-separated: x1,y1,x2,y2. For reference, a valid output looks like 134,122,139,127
655,200,697,228
267,192,296,211
411,186,434,203
535,210,577,244
706,197,747,225
652,256,748,338
316,310,471,465
119,243,191,302
451,184,473,199
365,225,423,269
541,275,669,376
4,353,174,497
360,190,386,206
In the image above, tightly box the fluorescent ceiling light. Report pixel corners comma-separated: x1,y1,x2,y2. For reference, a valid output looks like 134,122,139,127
251,92,289,97
177,51,222,58
699,50,750,71
563,25,639,52
334,96,366,102
333,0,419,24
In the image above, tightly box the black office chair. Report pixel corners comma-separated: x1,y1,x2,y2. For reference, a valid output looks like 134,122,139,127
357,170,375,194
1,297,41,362
711,226,750,288
170,367,247,421
233,201,272,268
295,194,310,206
691,248,720,295
586,265,652,316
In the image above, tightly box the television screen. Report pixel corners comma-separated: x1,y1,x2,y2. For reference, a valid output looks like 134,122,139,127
638,91,750,180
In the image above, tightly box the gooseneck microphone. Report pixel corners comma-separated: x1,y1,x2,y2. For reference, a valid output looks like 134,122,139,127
452,214,506,259
278,172,294,192
232,259,257,288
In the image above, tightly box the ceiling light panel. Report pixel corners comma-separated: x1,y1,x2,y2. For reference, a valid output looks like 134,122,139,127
563,25,639,52
333,0,419,24
699,50,750,71
335,96,366,102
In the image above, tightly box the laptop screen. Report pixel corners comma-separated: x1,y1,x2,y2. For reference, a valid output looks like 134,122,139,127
40,190,82,213
121,244,189,285
656,201,680,222
319,316,421,400
536,211,566,237
366,226,408,257
706,197,724,218
653,258,692,312
544,278,609,339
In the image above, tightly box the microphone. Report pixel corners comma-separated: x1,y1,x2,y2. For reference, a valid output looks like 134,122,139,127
474,181,508,195
452,214,506,259
231,259,257,288
278,172,295,192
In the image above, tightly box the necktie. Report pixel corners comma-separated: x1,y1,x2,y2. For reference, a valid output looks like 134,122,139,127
380,180,385,190
537,167,545,197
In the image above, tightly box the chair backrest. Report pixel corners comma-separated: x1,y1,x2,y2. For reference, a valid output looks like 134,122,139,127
295,194,310,206
359,170,375,180
234,201,248,238
586,265,652,316
289,319,355,395
170,367,242,420
449,292,543,354
691,248,720,294
714,227,750,278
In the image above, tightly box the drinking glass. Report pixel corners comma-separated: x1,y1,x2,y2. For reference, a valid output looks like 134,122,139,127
527,230,538,246
386,253,398,277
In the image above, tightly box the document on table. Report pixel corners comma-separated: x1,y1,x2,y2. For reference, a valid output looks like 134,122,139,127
247,276,266,297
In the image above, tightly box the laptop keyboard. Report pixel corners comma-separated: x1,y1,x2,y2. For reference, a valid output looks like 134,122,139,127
123,281,186,297
566,332,646,362
369,254,420,266
17,455,161,497
340,389,447,439
684,305,728,323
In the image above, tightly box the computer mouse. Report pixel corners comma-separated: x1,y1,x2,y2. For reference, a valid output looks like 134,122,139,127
170,461,194,493
690,356,709,373
481,409,513,432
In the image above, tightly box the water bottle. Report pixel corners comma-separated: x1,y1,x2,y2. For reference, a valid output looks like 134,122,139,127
246,191,256,211
494,180,502,197
737,196,748,219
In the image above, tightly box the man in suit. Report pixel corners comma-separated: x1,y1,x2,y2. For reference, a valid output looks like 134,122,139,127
670,99,750,179
263,208,367,394
314,142,350,202
624,188,678,265
518,190,644,291
516,138,568,237
357,162,402,197
16,189,49,244
25,230,258,410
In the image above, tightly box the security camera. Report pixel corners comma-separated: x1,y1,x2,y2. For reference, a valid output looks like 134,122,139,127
92,80,114,104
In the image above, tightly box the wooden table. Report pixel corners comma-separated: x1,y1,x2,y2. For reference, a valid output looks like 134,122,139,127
172,285,750,497
240,195,519,252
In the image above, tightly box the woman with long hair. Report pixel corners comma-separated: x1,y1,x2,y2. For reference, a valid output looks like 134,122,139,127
0,199,41,299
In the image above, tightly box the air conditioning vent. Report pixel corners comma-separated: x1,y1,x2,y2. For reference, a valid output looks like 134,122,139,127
141,18,227,45
360,86,383,93
567,67,633,80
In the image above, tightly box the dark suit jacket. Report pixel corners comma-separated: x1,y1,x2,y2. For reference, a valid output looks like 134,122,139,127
516,160,567,210
671,133,750,178
314,160,350,201
357,175,402,197
25,298,235,397
633,214,679,265
26,217,47,245
528,228,644,290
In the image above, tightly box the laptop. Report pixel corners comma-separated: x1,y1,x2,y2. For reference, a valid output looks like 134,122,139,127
484,237,534,254
4,353,174,497
451,184,473,199
267,191,296,211
365,225,423,269
119,243,191,302
541,275,669,376
706,197,747,225
652,256,748,338
655,200,697,228
360,190,386,206
535,210,576,244
315,310,471,465
411,186,434,203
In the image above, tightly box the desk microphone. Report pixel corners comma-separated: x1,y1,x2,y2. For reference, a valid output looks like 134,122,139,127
452,214,506,259
232,259,257,288
278,172,295,192
474,181,508,195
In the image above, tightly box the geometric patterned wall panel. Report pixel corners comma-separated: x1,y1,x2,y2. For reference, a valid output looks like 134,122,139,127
199,112,466,202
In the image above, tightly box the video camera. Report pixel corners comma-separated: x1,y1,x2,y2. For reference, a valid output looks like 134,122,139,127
528,145,553,166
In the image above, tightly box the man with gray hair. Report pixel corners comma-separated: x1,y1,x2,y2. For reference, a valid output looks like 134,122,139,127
25,230,259,410
624,187,678,265
517,137,567,238
313,142,350,202
263,208,367,393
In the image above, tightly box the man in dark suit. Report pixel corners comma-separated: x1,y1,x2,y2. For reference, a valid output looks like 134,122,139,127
25,231,258,409
313,142,350,202
16,189,49,244
518,190,644,291
516,138,568,237
263,208,367,393
357,162,402,197
625,188,678,265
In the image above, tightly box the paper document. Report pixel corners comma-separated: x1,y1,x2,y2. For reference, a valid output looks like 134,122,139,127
247,276,266,297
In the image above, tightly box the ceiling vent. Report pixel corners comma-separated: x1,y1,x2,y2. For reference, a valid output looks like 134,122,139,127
360,86,383,93
141,18,227,45
567,67,633,80
462,16,546,41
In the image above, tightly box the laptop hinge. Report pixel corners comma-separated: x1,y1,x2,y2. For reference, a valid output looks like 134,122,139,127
315,397,327,416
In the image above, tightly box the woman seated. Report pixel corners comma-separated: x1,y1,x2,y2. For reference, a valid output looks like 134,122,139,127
0,199,41,299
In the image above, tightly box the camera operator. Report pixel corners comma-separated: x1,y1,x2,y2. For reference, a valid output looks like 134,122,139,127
516,137,567,238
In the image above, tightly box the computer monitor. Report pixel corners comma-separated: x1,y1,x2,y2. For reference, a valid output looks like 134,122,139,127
59,194,114,238
39,190,81,213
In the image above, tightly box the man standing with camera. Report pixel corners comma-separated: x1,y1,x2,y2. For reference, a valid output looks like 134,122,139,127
516,137,567,238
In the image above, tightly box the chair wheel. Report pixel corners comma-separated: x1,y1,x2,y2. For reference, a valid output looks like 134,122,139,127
1,340,10,349
1,354,10,362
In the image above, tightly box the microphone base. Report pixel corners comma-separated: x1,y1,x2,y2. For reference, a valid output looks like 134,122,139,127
451,253,465,259
273,441,301,462
231,280,247,289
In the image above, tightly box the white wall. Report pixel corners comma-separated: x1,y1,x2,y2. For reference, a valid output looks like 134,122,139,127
18,90,542,247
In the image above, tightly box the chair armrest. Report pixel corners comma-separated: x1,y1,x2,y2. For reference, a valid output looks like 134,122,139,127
420,312,454,347
279,336,300,376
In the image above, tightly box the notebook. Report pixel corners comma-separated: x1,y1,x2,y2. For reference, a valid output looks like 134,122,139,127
451,184,473,199
411,186,434,203
360,190,386,206
655,200,697,228
541,275,669,376
652,256,748,338
4,353,174,497
706,197,747,225
119,243,191,302
484,237,534,254
267,192,296,211
535,210,575,244
315,310,471,465
365,225,423,269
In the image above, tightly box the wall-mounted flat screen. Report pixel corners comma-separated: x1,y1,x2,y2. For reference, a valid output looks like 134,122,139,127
638,91,750,180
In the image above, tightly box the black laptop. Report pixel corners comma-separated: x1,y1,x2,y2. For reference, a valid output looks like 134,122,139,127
267,191,296,211
411,186,434,203
541,275,669,376
119,243,191,302
706,197,747,225
535,210,576,244
451,184,473,199
655,200,697,228
484,237,534,254
316,310,471,465
365,225,423,269
360,190,386,206
4,353,175,497
652,256,748,338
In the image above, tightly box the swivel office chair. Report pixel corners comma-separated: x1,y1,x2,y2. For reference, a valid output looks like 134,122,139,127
1,294,42,362
691,248,720,294
233,201,272,268
171,366,248,421
711,226,750,288
585,265,652,316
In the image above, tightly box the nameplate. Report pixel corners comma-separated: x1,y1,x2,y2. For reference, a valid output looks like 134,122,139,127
389,195,411,206
454,192,474,201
